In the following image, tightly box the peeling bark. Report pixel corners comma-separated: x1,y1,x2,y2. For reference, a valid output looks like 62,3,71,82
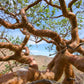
0,0,84,84
62,64,75,84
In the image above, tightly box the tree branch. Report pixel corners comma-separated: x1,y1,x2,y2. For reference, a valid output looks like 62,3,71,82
24,0,42,11
23,47,30,55
0,55,15,61
49,15,63,19
59,0,69,17
67,42,84,51
20,28,29,35
68,0,78,12
44,0,61,9
77,47,84,55
20,0,42,22
62,63,75,84
47,53,66,81
0,2,65,47
20,34,30,48
41,37,56,45
0,42,20,51
64,50,84,72
80,39,84,43
35,37,56,45
25,23,64,46
35,38,42,43
0,37,11,43
59,0,79,42
0,51,37,67
0,34,30,65
0,7,20,23
0,18,22,29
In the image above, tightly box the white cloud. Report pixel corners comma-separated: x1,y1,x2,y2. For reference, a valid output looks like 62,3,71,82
28,36,46,45
30,50,40,53
28,40,47,45
30,50,50,56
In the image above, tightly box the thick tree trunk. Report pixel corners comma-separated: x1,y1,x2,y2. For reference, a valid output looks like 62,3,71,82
62,64,75,84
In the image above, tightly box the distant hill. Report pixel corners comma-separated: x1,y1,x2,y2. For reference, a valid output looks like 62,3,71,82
0,48,52,71
0,54,53,73
0,49,84,84
30,55,53,70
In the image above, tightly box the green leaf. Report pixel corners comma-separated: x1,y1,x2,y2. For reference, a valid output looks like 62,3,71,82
57,8,59,12
39,9,43,12
43,25,45,29
24,0,28,3
18,0,22,3
6,1,9,4
13,0,16,5
80,19,83,22
45,8,50,13
36,23,40,26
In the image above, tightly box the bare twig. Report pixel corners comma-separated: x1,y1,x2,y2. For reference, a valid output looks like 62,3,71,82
0,37,11,43
35,38,42,43
75,11,84,15
49,15,63,19
35,37,56,45
42,37,56,44
20,28,29,35
24,0,42,11
44,0,61,9
59,42,84,54
49,52,56,56
66,43,84,51
0,7,20,23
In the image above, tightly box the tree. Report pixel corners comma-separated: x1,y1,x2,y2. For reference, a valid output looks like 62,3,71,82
0,0,84,84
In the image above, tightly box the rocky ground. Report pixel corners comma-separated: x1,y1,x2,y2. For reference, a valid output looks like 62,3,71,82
0,49,84,84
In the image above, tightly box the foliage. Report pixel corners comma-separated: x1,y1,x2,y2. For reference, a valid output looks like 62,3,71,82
0,0,84,41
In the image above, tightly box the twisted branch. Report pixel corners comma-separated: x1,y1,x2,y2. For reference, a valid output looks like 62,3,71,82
68,0,78,12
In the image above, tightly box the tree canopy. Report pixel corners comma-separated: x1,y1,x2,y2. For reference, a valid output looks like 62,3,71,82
0,0,84,84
